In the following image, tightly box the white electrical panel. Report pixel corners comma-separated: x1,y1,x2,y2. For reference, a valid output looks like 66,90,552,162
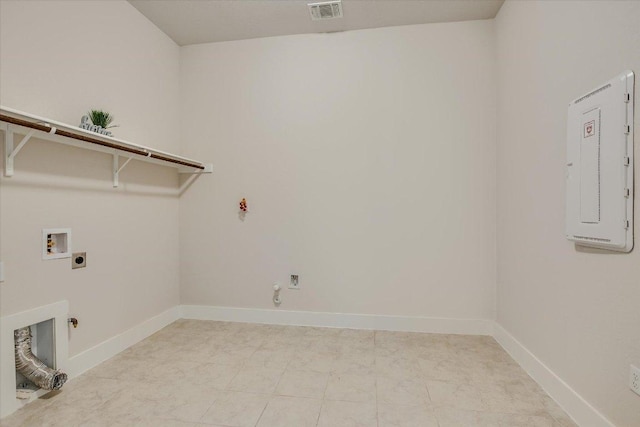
566,71,634,252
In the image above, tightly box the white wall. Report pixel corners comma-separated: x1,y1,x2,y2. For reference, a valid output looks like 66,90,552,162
0,1,181,357
179,20,497,321
495,1,640,425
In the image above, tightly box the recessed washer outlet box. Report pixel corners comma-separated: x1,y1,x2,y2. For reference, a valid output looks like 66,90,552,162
290,274,300,290
42,228,72,260
308,1,343,21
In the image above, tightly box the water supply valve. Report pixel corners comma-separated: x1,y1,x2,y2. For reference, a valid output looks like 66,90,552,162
273,283,281,306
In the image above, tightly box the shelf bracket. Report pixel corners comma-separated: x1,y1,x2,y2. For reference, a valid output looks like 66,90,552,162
4,126,36,177
112,154,133,188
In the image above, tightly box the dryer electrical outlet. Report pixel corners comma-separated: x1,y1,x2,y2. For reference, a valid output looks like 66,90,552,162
566,71,634,252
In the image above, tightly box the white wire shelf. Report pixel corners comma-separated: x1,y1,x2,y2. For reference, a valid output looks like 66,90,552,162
1,106,212,187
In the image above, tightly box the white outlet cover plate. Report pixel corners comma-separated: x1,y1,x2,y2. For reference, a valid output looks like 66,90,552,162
72,252,86,269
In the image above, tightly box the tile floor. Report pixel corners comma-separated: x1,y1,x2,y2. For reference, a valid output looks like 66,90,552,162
1,320,577,427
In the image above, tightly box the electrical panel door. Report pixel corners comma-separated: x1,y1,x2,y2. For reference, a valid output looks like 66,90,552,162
566,71,634,252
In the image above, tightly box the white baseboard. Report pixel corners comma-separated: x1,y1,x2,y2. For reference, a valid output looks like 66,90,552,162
493,324,613,427
66,306,181,378
180,305,495,336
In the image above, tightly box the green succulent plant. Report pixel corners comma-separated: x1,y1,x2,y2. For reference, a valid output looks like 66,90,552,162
88,110,118,129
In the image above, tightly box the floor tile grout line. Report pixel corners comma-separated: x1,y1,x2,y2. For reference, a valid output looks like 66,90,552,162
319,362,331,401
374,374,380,427
374,331,381,427
315,399,326,427
223,336,264,391
196,384,223,424
253,397,270,427
269,345,294,396
422,379,441,427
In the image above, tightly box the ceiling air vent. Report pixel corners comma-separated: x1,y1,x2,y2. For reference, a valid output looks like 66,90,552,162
308,1,343,21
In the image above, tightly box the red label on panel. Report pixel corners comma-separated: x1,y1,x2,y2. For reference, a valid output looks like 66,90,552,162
584,120,595,138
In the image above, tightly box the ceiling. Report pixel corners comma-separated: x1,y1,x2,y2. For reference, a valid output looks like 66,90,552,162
128,0,505,46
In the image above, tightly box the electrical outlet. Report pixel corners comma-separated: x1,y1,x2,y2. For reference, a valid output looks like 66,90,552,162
631,365,640,396
289,274,299,290
72,252,86,269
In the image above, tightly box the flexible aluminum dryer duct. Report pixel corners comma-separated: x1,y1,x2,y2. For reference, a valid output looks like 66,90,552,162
14,327,67,390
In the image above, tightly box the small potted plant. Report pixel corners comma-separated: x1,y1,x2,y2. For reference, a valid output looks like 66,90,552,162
88,110,118,130
79,110,118,136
